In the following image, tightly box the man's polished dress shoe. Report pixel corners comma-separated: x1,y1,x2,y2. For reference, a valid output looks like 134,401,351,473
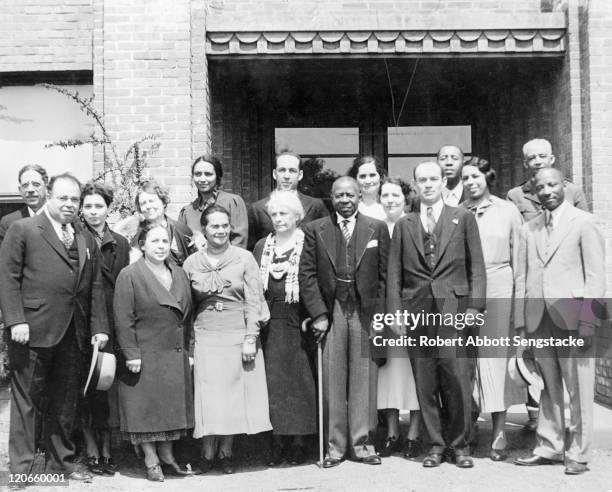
67,470,93,482
422,452,444,468
564,459,588,475
489,448,508,462
455,454,474,468
403,438,422,459
514,454,556,466
379,436,402,457
360,454,381,465
322,456,343,468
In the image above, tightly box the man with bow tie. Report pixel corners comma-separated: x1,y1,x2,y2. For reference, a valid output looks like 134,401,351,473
299,176,389,468
514,168,605,475
0,173,109,483
386,161,486,469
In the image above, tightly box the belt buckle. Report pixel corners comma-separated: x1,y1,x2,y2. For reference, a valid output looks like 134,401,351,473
214,301,224,311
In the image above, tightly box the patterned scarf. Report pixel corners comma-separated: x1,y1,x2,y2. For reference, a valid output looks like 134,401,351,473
259,230,304,304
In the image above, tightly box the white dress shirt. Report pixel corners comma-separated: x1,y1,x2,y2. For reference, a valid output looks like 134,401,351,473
44,208,74,243
442,181,464,207
336,212,357,237
545,199,569,231
419,199,444,231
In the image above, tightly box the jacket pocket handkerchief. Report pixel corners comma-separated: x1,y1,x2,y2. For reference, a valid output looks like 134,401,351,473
366,239,378,248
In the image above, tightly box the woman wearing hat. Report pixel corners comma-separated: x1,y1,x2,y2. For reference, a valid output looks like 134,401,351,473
114,222,194,481
79,182,130,476
461,157,526,461
183,205,271,475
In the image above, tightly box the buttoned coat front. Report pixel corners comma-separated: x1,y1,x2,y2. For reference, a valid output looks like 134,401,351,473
113,258,194,433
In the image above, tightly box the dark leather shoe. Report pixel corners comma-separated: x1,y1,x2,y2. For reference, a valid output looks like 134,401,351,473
219,456,234,474
68,470,93,482
145,463,164,482
195,457,214,474
514,455,555,466
360,454,381,465
87,456,104,475
403,438,422,459
100,456,118,475
564,459,588,475
322,456,343,468
267,444,285,466
422,453,443,468
524,417,538,432
379,436,402,457
160,461,194,476
288,445,306,465
455,454,474,468
489,448,508,462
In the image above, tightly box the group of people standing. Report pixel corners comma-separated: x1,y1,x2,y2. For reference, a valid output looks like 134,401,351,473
0,136,604,487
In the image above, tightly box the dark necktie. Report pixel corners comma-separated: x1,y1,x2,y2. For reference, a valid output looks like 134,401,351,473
341,219,352,242
426,207,436,234
60,224,74,249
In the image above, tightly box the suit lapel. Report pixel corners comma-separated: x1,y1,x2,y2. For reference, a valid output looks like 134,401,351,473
543,206,577,264
318,218,337,272
135,259,183,312
532,215,548,263
434,206,456,266
404,213,425,262
75,230,87,280
38,214,71,266
298,193,314,220
354,214,375,270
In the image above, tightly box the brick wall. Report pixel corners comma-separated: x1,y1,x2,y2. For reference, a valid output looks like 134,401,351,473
92,0,211,217
578,0,612,408
207,0,544,30
0,0,92,72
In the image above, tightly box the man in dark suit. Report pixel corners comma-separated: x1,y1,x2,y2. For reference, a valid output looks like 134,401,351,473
507,138,587,221
514,168,605,475
387,161,486,468
0,164,48,245
299,177,389,468
247,151,329,250
0,173,109,482
438,145,466,206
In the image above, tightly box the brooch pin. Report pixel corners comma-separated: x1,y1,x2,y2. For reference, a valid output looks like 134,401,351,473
452,218,459,225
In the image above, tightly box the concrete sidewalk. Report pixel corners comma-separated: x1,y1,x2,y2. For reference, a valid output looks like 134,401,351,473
2,400,610,492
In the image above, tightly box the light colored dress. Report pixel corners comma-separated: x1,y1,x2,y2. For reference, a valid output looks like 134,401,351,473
464,195,527,413
376,218,420,411
358,201,386,221
183,246,272,437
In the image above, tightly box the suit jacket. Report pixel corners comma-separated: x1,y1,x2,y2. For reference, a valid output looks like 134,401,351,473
0,213,109,350
0,205,29,245
507,179,587,221
513,204,606,335
248,192,329,250
386,205,486,318
299,213,389,330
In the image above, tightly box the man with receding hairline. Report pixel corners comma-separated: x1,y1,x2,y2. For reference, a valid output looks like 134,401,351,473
507,138,587,221
299,176,389,468
387,161,486,469
0,173,109,482
514,167,605,475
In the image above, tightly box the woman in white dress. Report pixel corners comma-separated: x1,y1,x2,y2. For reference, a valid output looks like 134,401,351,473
347,155,386,221
461,157,526,461
376,177,423,458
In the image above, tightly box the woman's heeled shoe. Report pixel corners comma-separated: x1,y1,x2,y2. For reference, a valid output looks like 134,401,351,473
160,460,194,476
218,456,235,474
145,463,164,482
489,447,508,461
100,456,117,475
379,436,402,457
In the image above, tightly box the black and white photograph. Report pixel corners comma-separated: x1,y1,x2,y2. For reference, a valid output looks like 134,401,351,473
0,0,611,490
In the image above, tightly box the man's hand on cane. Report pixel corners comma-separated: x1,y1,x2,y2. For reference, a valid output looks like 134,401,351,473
311,315,329,343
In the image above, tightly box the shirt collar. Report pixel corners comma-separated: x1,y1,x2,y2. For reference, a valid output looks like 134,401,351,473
193,189,219,211
336,211,358,224
548,199,569,223
447,181,463,198
420,199,444,219
27,206,44,217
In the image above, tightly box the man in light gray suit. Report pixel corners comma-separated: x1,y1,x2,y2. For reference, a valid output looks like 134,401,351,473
514,168,606,475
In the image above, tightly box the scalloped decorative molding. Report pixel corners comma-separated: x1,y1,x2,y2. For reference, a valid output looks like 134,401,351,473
206,29,566,56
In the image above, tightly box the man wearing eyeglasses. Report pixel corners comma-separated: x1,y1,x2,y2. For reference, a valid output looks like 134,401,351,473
507,138,587,222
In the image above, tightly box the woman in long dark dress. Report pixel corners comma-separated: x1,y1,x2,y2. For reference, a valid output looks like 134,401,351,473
79,182,130,476
114,222,194,481
253,191,317,466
